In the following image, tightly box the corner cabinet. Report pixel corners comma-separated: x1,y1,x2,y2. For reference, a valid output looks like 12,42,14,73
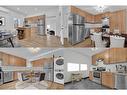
92,48,127,65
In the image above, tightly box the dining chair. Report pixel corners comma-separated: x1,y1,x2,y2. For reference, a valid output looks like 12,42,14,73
93,32,107,48
90,29,95,46
110,36,125,47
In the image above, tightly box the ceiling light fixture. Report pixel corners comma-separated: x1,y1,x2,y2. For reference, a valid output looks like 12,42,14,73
28,47,41,54
94,5,107,13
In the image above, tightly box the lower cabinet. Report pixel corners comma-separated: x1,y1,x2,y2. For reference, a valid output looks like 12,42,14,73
89,71,93,81
101,72,115,88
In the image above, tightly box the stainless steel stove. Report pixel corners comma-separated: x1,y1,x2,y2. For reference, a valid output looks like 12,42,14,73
93,67,106,84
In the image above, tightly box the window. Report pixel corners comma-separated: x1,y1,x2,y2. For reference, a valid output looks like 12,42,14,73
67,63,79,72
80,64,87,71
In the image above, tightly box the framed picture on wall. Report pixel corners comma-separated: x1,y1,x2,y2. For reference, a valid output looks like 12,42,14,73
0,17,5,26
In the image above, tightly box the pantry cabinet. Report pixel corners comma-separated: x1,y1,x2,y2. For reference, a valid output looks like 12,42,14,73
101,72,115,88
92,48,127,65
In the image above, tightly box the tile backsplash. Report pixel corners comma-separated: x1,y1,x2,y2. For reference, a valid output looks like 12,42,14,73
91,62,127,72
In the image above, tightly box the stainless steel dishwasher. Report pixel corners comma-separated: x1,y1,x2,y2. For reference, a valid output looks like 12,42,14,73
115,74,127,89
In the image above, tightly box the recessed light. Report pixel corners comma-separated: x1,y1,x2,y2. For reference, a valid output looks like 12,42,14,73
17,7,20,10
34,8,38,11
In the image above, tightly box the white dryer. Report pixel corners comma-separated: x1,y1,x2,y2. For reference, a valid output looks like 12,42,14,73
54,57,64,84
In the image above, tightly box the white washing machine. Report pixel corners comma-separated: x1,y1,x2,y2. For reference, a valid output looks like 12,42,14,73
54,57,64,84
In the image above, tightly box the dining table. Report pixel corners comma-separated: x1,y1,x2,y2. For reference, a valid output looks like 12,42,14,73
0,32,14,47
102,32,127,47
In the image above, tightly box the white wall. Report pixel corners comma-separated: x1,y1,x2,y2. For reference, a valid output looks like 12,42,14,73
25,8,61,37
0,9,24,31
64,49,91,83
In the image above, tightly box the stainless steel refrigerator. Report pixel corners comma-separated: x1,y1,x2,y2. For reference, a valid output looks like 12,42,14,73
68,13,86,45
37,19,45,36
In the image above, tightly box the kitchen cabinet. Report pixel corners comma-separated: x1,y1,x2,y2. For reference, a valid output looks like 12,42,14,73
32,58,53,67
92,48,127,65
110,10,126,33
94,14,103,22
92,50,109,65
101,72,115,88
14,56,26,67
108,48,127,64
94,12,111,22
0,52,2,59
70,6,94,22
2,53,9,66
0,52,26,67
13,72,18,80
8,54,15,66
89,71,93,80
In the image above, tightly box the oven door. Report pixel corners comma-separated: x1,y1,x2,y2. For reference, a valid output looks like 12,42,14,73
93,72,101,78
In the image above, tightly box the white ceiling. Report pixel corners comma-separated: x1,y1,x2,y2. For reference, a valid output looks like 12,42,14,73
66,48,107,57
2,6,59,16
76,6,127,15
0,48,56,59
2,6,127,16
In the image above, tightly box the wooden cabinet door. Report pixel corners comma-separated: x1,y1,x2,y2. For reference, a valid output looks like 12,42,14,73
14,56,26,67
108,48,127,64
101,72,115,88
2,53,9,66
0,52,2,59
32,59,44,67
32,58,53,67
110,10,126,33
89,71,93,80
8,54,15,66
117,10,126,33
13,72,18,80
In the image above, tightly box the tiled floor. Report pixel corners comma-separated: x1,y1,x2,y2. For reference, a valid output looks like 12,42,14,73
64,79,111,90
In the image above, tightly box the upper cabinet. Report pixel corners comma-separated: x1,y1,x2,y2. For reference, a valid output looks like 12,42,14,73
110,10,126,33
70,6,94,22
94,12,111,22
108,48,127,64
31,57,53,67
0,52,26,67
92,48,127,65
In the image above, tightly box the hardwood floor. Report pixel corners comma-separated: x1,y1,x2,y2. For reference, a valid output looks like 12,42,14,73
17,34,63,47
64,38,94,47
0,80,64,90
